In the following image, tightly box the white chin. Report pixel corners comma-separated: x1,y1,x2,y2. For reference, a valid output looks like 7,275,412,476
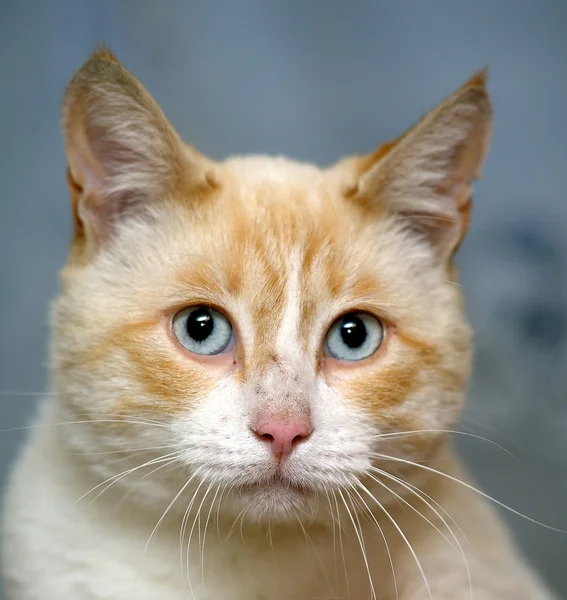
234,482,313,522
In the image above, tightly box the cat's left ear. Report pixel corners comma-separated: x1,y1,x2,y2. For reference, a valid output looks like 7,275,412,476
344,70,492,265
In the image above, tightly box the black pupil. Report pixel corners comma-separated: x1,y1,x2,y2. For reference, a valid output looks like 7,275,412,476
187,309,214,342
340,315,367,349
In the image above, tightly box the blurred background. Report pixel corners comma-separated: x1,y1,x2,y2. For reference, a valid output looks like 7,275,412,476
1,0,566,596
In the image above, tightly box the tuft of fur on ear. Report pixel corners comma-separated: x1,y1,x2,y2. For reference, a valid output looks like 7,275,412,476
352,70,492,264
63,46,214,256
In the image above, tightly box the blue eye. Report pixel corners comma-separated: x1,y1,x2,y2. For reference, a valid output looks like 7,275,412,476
172,307,233,355
324,312,384,361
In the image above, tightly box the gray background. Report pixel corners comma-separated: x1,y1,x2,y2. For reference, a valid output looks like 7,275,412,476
1,0,566,597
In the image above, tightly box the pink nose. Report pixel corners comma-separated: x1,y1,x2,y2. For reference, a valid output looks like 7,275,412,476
254,419,312,460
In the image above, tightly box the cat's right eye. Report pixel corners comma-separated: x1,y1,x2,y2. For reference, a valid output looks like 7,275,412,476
172,306,234,356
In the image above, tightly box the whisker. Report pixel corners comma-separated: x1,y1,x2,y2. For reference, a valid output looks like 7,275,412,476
337,488,377,600
293,508,311,548
73,412,167,425
267,518,274,551
225,502,249,543
89,455,180,505
323,487,339,592
75,452,179,505
292,507,336,598
460,414,524,457
378,470,471,549
347,483,399,600
141,470,201,570
0,390,62,397
74,412,212,433
215,482,230,539
200,482,222,587
186,482,214,598
238,501,251,555
179,478,206,594
367,471,459,552
368,468,472,600
366,429,516,459
310,490,321,527
116,460,179,511
71,444,176,456
1,419,170,434
331,490,350,598
345,488,374,528
347,487,379,600
444,279,463,288
371,452,567,533
357,479,433,600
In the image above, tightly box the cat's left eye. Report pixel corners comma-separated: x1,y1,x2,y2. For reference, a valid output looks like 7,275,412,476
324,311,384,361
172,306,233,356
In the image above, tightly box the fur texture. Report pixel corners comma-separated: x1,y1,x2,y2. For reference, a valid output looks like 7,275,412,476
1,49,556,599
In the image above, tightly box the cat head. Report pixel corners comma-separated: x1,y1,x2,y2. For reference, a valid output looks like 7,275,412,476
52,48,492,520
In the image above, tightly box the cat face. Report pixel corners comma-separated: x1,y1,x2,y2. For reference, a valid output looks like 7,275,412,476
52,48,491,521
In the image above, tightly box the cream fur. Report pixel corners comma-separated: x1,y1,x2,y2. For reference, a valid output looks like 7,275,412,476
1,52,557,600
2,399,554,599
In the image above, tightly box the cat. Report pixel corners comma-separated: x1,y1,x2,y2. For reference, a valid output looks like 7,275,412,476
1,47,557,600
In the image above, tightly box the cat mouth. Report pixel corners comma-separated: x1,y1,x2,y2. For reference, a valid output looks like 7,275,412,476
234,473,315,519
239,472,312,495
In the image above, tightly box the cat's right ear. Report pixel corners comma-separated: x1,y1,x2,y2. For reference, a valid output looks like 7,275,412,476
63,47,215,258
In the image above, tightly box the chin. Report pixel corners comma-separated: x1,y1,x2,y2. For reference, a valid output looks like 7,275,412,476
231,478,318,523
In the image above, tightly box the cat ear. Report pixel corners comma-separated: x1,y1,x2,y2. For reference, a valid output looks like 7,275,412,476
63,47,215,255
349,70,492,264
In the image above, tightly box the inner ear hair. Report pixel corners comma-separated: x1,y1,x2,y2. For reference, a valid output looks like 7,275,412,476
352,70,492,265
62,46,216,258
